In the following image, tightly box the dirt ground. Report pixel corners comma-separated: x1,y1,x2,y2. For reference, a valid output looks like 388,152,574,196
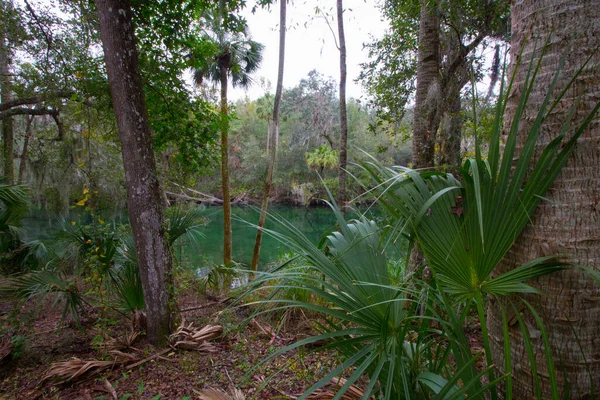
0,293,338,400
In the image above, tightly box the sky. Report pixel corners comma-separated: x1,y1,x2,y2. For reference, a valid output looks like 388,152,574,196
229,0,388,101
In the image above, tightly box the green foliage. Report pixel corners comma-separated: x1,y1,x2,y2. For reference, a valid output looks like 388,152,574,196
0,181,46,275
360,0,509,132
197,263,237,295
241,43,600,399
305,146,339,173
358,42,600,399
242,202,494,398
0,270,85,324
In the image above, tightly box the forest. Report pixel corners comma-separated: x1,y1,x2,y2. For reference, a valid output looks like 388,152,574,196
0,0,598,399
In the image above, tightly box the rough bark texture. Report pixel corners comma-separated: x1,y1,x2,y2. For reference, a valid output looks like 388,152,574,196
412,0,440,169
219,59,232,266
438,77,462,167
95,0,175,345
488,1,600,398
250,0,286,272
0,24,14,183
337,0,348,213
17,115,33,184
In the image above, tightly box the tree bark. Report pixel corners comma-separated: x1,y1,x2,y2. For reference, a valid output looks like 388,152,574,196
412,0,440,169
95,0,175,345
337,0,348,214
219,59,232,266
17,115,33,184
438,76,462,167
488,1,600,398
251,0,286,272
0,19,14,183
409,0,441,273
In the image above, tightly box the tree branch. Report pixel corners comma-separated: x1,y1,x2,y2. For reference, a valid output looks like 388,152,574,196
0,91,74,112
0,107,58,120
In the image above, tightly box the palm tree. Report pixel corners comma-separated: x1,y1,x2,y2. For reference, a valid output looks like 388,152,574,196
487,1,600,398
306,145,339,174
194,8,264,266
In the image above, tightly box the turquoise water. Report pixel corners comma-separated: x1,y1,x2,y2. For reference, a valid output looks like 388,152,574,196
179,205,339,267
22,205,396,269
22,205,342,268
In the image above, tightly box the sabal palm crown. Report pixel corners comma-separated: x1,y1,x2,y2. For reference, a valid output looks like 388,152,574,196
193,10,264,89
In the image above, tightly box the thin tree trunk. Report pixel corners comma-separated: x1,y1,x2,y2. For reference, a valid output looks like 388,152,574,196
488,1,600,398
17,115,33,184
95,0,175,346
219,61,232,266
0,23,14,183
337,0,348,214
250,0,286,272
412,0,440,169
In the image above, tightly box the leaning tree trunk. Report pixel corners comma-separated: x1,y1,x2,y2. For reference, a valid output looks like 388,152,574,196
0,23,14,183
219,60,232,266
488,1,600,398
250,0,286,272
337,0,348,214
96,0,175,346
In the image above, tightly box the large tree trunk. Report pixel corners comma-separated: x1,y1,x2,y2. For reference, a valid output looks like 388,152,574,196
412,0,440,169
250,0,286,272
0,17,14,183
96,0,175,346
488,1,600,398
336,0,348,213
219,60,232,266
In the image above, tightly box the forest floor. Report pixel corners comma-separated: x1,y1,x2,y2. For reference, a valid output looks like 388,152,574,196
0,290,340,400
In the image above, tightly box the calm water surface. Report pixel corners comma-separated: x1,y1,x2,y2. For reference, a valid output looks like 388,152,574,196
23,205,352,268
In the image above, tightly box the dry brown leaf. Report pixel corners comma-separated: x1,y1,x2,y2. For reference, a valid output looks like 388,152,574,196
197,388,245,400
42,357,116,382
169,319,222,352
305,377,366,400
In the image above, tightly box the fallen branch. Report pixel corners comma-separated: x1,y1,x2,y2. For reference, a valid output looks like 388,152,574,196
125,348,171,370
103,378,117,400
181,302,218,313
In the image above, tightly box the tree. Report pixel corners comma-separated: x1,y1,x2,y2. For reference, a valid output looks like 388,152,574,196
1,0,16,182
487,0,600,398
412,0,440,168
306,145,339,174
361,0,508,166
194,5,264,266
95,0,175,345
336,0,348,213
251,0,286,272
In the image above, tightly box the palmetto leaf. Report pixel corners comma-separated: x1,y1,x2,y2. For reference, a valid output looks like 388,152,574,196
165,206,206,247
240,202,486,399
0,270,85,323
359,41,599,300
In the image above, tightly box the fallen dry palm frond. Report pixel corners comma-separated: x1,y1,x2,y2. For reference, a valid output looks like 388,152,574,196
43,321,222,383
304,377,366,400
195,388,245,400
42,349,142,382
169,319,223,352
103,331,142,352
